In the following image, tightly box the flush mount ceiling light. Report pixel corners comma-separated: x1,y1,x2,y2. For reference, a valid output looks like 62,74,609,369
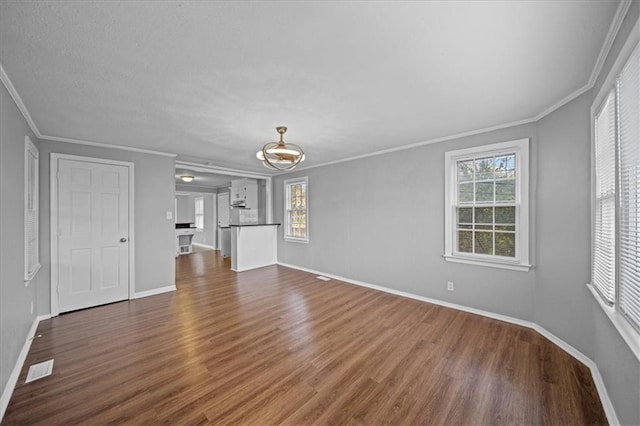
180,175,195,182
256,126,305,171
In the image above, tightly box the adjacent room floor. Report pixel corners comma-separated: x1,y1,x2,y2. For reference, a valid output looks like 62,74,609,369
3,250,606,424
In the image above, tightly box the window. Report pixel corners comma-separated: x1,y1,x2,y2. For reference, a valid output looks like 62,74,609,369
24,136,40,282
593,91,616,303
194,196,204,231
284,177,308,242
591,41,640,340
444,139,530,271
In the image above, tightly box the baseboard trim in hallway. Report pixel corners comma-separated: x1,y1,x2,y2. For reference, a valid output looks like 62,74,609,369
1,283,177,423
2,254,611,424
276,261,619,425
1,314,52,422
133,285,176,299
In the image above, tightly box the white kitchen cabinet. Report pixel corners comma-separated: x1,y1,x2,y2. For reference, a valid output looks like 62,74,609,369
230,178,258,209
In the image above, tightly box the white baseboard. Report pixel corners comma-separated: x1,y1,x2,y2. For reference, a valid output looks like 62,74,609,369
192,242,216,250
276,261,620,426
133,285,176,299
1,314,52,422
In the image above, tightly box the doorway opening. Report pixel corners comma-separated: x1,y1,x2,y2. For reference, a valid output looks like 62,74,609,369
173,161,272,260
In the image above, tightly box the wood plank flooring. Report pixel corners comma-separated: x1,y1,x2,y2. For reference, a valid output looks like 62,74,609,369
3,250,607,425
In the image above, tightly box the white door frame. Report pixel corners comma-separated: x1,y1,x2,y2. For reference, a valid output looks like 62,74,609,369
50,153,135,316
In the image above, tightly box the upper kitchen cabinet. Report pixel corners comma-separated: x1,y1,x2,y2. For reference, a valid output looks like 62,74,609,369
230,178,258,209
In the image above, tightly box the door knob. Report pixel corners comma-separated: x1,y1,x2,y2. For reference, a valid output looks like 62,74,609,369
120,238,128,243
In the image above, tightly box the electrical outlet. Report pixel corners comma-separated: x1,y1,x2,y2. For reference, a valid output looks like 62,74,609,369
30,301,34,314
447,281,454,291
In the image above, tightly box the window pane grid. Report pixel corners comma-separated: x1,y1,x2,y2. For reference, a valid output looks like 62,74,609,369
458,153,516,205
285,179,308,240
455,205,517,258
446,139,528,270
455,153,517,259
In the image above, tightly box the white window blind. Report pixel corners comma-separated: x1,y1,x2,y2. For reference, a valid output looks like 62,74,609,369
617,44,640,329
24,136,40,282
592,91,617,304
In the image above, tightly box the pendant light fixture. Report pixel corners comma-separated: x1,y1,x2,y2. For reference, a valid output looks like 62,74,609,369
256,126,305,170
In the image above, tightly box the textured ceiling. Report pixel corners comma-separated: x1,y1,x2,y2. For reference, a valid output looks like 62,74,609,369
175,168,236,189
0,1,620,173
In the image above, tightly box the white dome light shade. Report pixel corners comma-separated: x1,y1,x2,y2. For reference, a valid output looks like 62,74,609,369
180,175,195,182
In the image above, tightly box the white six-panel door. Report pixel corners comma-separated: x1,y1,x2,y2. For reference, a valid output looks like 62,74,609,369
56,158,130,313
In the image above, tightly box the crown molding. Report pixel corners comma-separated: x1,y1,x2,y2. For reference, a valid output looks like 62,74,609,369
533,0,632,122
2,62,176,157
587,0,633,89
176,184,223,192
39,134,176,157
175,160,272,179
0,63,42,138
283,2,633,175
1,1,633,172
282,116,537,174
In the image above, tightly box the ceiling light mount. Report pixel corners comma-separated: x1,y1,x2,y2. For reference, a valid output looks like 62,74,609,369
180,175,195,182
256,126,305,171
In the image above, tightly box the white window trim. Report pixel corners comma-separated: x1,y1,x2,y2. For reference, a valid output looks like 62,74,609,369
444,138,531,271
24,136,40,283
194,196,204,232
284,176,309,243
589,16,640,362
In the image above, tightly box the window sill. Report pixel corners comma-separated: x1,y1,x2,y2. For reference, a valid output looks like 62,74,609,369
587,283,640,362
443,255,531,272
24,262,41,286
284,237,308,244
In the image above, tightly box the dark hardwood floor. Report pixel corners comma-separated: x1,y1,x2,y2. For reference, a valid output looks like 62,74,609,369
3,250,606,425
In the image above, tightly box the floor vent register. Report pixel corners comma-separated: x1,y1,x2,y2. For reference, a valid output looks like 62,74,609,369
25,359,54,383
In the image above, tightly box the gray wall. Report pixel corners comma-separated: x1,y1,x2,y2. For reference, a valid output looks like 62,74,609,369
276,122,538,321
176,192,216,247
0,81,41,405
176,194,193,223
37,141,177,307
258,179,267,224
274,4,640,424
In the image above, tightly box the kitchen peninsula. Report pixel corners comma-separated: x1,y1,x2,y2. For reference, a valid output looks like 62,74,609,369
230,223,279,272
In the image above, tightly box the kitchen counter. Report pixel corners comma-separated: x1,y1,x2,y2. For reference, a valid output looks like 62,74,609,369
230,224,280,272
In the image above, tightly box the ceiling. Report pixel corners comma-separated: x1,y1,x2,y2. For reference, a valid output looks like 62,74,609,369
0,1,621,173
175,168,237,189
